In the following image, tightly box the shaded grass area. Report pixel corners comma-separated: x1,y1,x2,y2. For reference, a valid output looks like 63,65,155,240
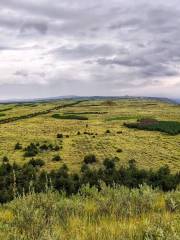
0,185,179,240
125,119,180,135
64,111,108,115
0,107,13,112
0,113,6,117
106,115,143,121
52,114,88,120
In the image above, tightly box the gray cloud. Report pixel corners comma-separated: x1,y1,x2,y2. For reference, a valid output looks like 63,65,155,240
20,21,48,35
0,0,180,99
51,44,120,60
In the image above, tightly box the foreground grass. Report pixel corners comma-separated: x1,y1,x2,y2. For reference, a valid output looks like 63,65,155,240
0,185,180,240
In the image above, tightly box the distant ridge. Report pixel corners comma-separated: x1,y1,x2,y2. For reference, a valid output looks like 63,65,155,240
0,95,179,104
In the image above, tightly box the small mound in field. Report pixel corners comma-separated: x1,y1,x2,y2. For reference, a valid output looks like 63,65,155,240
124,118,180,135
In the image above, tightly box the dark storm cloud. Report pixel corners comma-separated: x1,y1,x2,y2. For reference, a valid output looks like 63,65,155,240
0,0,180,99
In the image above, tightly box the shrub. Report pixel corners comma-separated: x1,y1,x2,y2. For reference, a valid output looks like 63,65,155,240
117,148,123,153
15,142,22,150
106,130,111,134
28,159,45,167
24,143,38,157
2,156,9,163
103,159,115,169
84,154,97,164
52,155,61,162
39,144,49,151
53,145,60,151
77,131,81,135
57,133,63,139
117,131,123,134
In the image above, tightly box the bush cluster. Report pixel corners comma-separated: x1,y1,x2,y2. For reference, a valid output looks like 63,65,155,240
23,142,61,157
0,157,179,204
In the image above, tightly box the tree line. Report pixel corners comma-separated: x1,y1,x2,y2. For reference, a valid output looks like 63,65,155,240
0,156,179,203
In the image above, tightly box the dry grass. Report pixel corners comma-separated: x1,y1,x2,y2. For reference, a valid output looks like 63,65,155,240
0,185,179,240
0,99,179,172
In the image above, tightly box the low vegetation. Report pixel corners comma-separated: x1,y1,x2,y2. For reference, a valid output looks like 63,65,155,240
0,185,180,240
0,99,179,238
124,118,180,135
52,114,88,120
0,157,179,204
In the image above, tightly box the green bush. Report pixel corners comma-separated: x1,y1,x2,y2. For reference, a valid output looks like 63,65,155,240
52,155,61,162
28,159,45,167
84,154,97,164
15,142,22,150
24,143,39,157
57,133,63,138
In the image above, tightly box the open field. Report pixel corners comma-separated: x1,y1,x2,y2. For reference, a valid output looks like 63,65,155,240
0,98,179,172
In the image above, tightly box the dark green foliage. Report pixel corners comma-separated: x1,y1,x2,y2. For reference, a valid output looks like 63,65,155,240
24,143,39,157
52,114,88,120
117,131,123,134
2,156,9,163
39,144,49,151
53,145,60,151
15,142,22,150
52,155,61,162
0,158,179,204
124,119,180,135
0,113,6,117
84,154,97,164
57,133,63,138
64,111,107,115
106,130,111,133
103,159,115,169
77,131,81,135
116,148,123,153
28,159,45,167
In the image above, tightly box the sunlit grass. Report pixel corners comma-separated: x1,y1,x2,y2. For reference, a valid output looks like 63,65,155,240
0,99,179,172
0,185,179,240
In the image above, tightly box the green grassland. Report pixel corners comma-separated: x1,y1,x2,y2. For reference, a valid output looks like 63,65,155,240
0,99,179,172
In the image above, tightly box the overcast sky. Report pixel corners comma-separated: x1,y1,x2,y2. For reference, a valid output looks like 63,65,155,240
0,0,180,99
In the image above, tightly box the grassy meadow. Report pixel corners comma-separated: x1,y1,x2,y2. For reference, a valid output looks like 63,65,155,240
0,98,180,239
0,98,179,172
